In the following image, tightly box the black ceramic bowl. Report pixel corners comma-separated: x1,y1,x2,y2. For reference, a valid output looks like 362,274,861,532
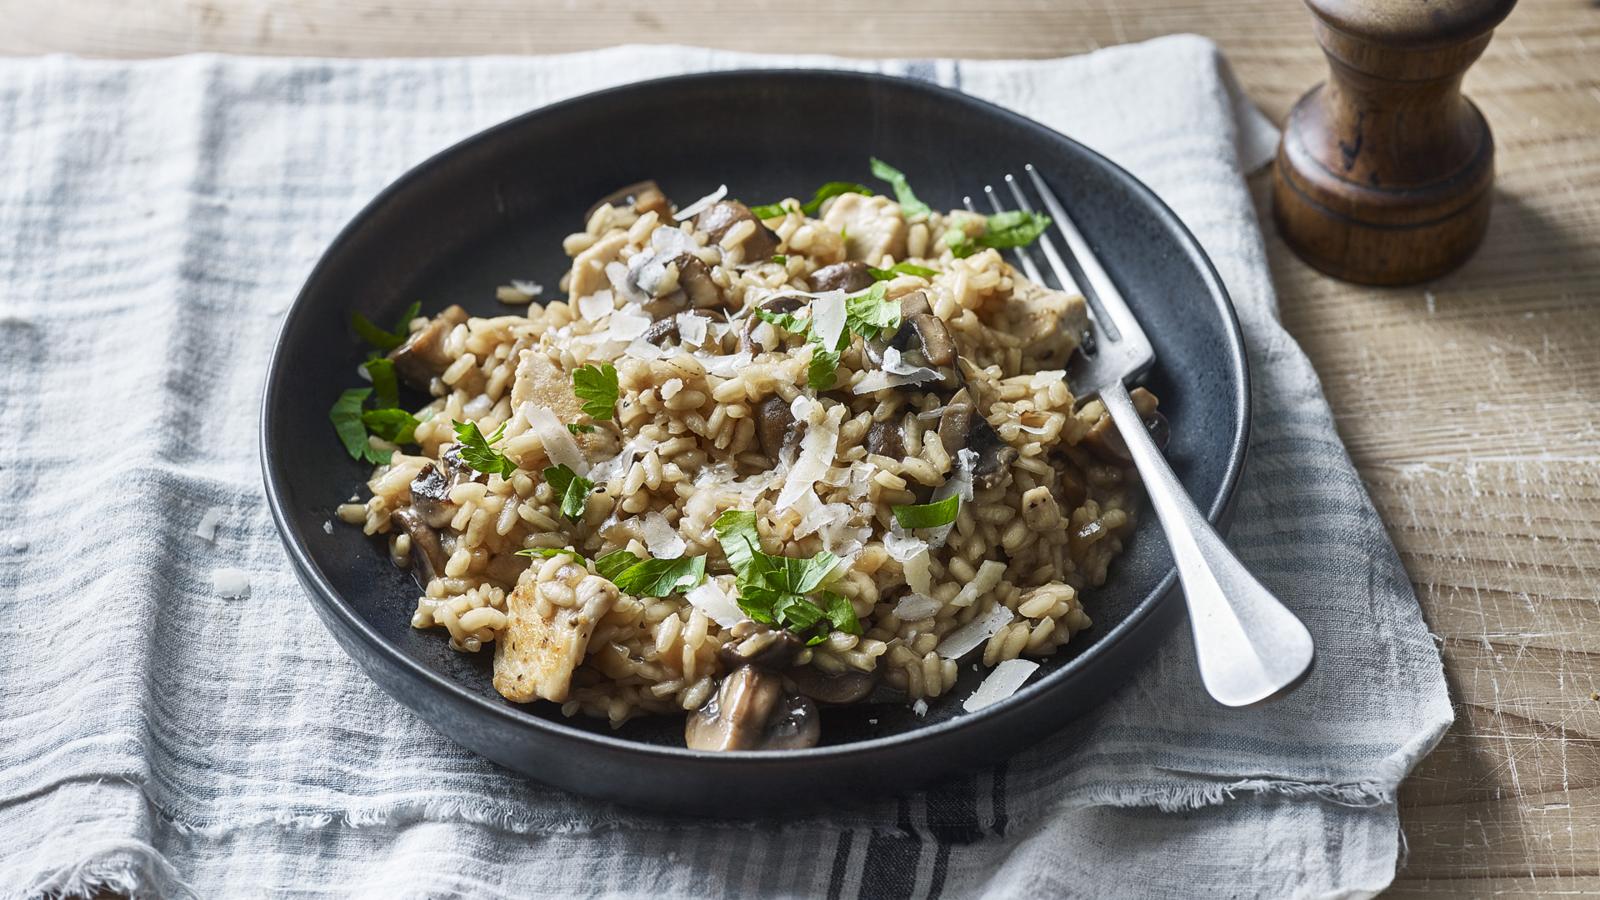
262,70,1249,814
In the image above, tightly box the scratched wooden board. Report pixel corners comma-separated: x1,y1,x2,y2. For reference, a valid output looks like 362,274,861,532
4,1,1596,895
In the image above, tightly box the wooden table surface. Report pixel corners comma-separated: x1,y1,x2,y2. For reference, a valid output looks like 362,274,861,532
7,1,1596,895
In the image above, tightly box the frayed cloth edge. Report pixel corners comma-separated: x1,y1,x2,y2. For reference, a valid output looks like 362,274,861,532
19,840,196,900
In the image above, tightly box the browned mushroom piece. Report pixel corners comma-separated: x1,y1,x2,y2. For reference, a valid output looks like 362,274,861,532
696,201,780,260
672,253,724,309
786,666,879,705
584,179,673,223
684,665,820,752
865,420,906,460
756,396,796,462
937,395,1019,490
718,621,804,671
891,292,958,369
1082,387,1170,463
390,507,448,583
642,309,718,347
739,295,807,354
408,464,455,528
810,260,875,293
388,304,468,391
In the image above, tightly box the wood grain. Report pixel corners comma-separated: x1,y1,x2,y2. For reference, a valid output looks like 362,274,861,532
4,1,1597,895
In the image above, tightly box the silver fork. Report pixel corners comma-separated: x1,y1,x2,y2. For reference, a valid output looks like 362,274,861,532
965,165,1315,707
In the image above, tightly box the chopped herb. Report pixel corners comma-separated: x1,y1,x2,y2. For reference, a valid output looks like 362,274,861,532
515,547,589,564
543,464,594,521
712,509,859,640
944,228,977,259
351,301,420,352
330,388,392,464
771,255,788,265
891,494,961,530
807,346,841,391
979,210,1052,249
572,363,619,421
567,423,597,434
844,282,900,342
595,549,643,581
867,262,939,281
748,200,797,219
611,555,707,597
361,408,419,445
451,420,518,478
363,357,400,409
750,182,874,220
754,306,808,335
868,158,930,218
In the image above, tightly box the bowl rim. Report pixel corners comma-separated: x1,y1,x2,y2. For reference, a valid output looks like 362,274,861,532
260,67,1251,765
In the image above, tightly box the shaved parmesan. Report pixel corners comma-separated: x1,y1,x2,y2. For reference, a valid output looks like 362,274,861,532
880,346,941,381
519,402,588,475
894,593,942,622
810,292,847,351
606,260,646,304
884,525,929,563
674,184,728,222
676,312,708,346
852,368,941,394
642,511,686,559
194,507,223,542
591,435,649,484
608,307,650,342
963,659,1040,712
577,290,614,322
913,699,930,717
798,501,852,539
623,339,667,360
213,568,251,600
512,279,543,297
696,351,750,377
686,579,744,629
926,448,978,547
777,405,838,510
937,603,1015,659
902,547,932,594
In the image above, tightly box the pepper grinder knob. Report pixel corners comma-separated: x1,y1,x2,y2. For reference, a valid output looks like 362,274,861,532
1272,0,1517,285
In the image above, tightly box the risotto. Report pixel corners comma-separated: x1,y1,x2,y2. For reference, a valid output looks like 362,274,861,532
331,162,1166,751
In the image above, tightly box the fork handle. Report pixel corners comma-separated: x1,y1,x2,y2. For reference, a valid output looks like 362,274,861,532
1100,380,1315,707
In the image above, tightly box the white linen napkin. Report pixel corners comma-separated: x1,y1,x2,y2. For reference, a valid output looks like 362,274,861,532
0,35,1451,899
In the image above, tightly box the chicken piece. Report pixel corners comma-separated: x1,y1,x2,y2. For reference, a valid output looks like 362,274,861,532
996,276,1090,370
509,349,605,460
822,193,906,262
388,305,468,391
493,558,621,703
567,231,629,302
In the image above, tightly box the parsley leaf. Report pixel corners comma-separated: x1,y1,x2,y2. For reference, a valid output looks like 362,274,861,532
543,464,594,521
713,510,763,573
611,555,707,597
749,182,875,221
869,158,930,218
944,228,977,259
747,200,796,219
891,494,961,530
567,423,596,434
979,210,1052,249
712,509,856,640
351,301,420,352
868,262,939,281
361,408,419,445
844,282,900,342
823,591,863,636
572,363,619,421
771,254,788,265
595,549,643,581
515,547,589,564
451,420,518,478
330,388,392,464
363,357,400,409
807,347,841,391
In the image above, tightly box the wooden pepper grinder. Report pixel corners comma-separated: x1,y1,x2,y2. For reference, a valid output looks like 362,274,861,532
1273,0,1517,285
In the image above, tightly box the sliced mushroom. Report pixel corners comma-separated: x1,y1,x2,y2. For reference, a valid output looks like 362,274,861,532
685,665,820,752
756,396,796,462
696,201,779,261
865,420,906,460
671,253,724,310
584,179,673,223
1082,387,1170,464
787,666,879,705
937,396,1018,490
810,260,875,293
387,304,468,392
719,621,804,671
408,464,455,528
642,308,717,346
739,295,807,354
390,507,448,583
892,291,957,368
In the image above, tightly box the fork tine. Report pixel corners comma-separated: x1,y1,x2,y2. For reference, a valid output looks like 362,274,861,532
979,185,1047,285
1001,174,1083,298
1024,164,1127,343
